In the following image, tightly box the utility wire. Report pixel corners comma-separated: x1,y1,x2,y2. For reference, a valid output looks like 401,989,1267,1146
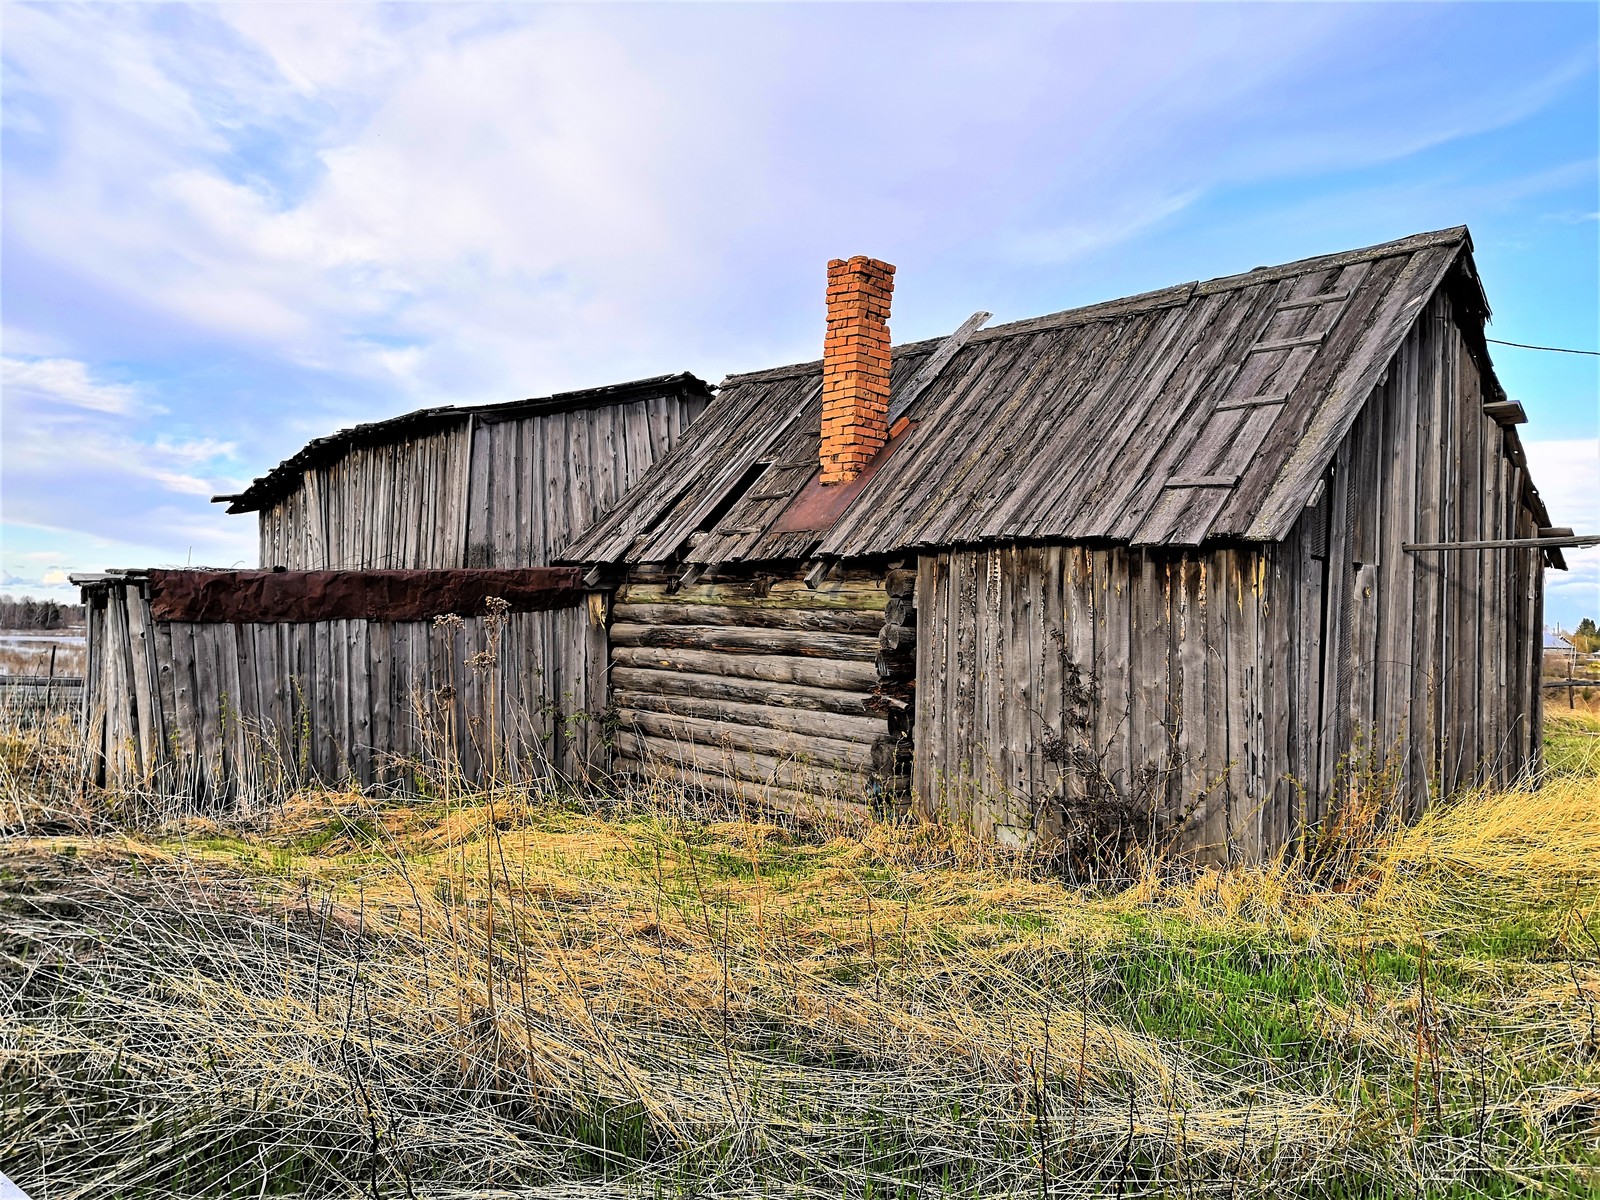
1486,337,1600,357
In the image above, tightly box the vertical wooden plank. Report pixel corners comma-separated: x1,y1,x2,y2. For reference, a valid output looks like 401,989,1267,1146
216,622,245,795
253,622,283,774
309,621,331,782
332,618,352,784
1100,549,1132,835
1065,547,1098,828
1479,413,1503,783
102,586,134,784
544,411,573,565
349,619,372,787
196,624,229,795
952,549,980,834
1232,552,1266,862
1316,443,1353,823
1197,552,1232,862
1261,542,1293,854
154,621,177,767
169,620,199,782
370,620,393,786
1038,544,1066,825
123,586,157,777
514,417,534,568
913,554,939,817
1127,551,1165,843
1172,555,1205,850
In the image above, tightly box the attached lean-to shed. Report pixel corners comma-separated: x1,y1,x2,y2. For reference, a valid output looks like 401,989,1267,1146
565,228,1575,858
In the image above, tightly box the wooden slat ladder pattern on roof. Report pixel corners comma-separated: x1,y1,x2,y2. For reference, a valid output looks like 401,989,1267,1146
888,311,992,425
1126,264,1401,550
1128,265,1363,545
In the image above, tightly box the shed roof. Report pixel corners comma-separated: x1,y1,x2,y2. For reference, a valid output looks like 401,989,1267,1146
214,372,713,515
564,227,1548,566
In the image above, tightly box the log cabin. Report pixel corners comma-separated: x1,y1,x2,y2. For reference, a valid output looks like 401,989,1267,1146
76,227,1580,859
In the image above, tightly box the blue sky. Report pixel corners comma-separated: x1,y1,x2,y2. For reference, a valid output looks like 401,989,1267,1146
2,2,1596,625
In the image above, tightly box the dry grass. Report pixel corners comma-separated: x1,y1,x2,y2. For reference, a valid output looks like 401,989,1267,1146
0,636,85,679
1,714,1598,1197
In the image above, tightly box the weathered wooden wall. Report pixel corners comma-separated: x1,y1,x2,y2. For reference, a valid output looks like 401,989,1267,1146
81,577,605,796
259,428,470,570
914,543,1290,857
607,567,913,819
915,292,1544,858
258,391,708,570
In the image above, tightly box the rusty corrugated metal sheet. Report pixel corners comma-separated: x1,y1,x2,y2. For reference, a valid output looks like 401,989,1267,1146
147,568,583,624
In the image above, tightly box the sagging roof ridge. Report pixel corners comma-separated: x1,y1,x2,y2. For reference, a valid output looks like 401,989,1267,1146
718,226,1472,390
215,371,713,515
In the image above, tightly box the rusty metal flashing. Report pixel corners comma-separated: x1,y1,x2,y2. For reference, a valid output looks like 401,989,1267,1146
146,568,583,624
769,421,918,535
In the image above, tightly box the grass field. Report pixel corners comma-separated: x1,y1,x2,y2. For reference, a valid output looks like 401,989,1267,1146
2,711,1598,1198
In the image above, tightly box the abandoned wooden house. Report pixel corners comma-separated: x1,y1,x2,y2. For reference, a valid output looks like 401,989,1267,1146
78,226,1581,858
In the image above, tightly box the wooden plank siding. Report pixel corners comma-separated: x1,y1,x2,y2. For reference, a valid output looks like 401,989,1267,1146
258,390,707,571
80,379,708,797
913,290,1545,859
78,577,604,798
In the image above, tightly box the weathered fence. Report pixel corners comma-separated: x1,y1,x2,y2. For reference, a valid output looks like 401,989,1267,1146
77,570,605,798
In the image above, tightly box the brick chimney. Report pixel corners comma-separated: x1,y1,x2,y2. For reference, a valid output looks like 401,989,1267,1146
820,255,895,485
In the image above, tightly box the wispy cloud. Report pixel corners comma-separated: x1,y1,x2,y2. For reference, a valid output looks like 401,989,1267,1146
3,356,145,415
2,2,1595,608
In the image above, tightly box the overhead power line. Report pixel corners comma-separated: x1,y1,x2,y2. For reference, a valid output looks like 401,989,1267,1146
1486,337,1600,357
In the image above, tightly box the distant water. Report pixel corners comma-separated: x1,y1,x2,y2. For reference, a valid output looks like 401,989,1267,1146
0,631,86,648
0,629,86,677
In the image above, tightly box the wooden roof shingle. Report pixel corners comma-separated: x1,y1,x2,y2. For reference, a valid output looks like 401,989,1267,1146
557,227,1532,564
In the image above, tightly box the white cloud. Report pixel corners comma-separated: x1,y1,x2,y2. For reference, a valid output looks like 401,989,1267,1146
1,2,1593,591
1525,438,1600,624
1524,438,1599,534
2,356,144,415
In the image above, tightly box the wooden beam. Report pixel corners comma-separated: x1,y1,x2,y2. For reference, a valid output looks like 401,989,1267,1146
611,621,879,661
1483,399,1527,426
1164,474,1241,488
1248,334,1325,354
803,559,836,590
888,310,991,424
1215,393,1289,411
1403,535,1600,551
1276,290,1351,311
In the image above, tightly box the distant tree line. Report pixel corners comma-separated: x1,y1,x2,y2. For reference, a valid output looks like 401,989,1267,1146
0,595,86,630
1575,617,1600,655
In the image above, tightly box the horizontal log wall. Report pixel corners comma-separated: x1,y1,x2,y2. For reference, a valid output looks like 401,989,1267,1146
608,568,913,820
82,579,605,797
915,291,1544,860
258,391,707,570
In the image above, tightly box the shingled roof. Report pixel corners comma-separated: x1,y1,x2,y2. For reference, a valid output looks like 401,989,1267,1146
564,226,1550,566
215,373,713,515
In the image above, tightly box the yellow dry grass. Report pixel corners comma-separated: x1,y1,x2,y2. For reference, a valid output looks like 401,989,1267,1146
2,717,1598,1198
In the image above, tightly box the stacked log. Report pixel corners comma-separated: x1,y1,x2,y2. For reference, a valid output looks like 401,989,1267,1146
608,567,909,818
